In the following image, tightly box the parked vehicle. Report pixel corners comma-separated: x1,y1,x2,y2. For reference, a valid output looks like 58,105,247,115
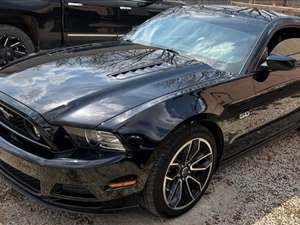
0,0,182,67
0,5,299,218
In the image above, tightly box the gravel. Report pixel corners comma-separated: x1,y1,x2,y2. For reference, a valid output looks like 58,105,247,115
0,131,299,225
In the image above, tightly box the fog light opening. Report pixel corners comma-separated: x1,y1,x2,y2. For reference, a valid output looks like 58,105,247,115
107,175,138,190
109,179,137,189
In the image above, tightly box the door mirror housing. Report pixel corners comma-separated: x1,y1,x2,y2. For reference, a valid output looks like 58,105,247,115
260,54,296,71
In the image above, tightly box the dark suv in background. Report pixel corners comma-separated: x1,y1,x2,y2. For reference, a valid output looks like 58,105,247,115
0,0,183,66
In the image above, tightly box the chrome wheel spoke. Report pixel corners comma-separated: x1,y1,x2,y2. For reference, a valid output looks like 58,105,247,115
190,153,213,171
187,175,202,192
10,42,21,48
184,143,192,164
192,152,212,165
170,162,180,167
190,162,212,171
184,178,195,200
166,163,181,180
187,139,201,163
166,176,174,181
3,37,9,47
15,50,26,56
168,179,183,207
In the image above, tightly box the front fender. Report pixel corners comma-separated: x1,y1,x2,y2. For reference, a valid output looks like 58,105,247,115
101,92,225,184
102,92,207,151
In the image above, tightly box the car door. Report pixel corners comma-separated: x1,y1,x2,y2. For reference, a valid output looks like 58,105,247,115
204,30,300,159
251,30,300,143
62,0,120,46
117,0,161,35
201,74,262,159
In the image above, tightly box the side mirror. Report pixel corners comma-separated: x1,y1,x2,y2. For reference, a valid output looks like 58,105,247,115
261,54,296,71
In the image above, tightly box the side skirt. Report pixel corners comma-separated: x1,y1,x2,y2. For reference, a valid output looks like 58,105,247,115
219,122,300,167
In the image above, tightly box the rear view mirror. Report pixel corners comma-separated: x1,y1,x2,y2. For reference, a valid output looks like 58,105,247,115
262,54,296,71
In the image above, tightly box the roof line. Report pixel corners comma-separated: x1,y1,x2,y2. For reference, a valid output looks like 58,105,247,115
231,1,300,13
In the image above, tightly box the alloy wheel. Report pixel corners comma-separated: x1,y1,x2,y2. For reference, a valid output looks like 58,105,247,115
0,34,28,66
163,138,214,210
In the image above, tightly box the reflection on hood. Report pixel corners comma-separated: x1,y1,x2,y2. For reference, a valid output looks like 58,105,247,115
0,44,237,126
0,46,197,115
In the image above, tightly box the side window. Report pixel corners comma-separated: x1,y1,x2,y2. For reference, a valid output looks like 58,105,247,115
271,38,300,61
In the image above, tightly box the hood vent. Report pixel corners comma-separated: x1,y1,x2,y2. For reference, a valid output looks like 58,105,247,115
108,61,173,80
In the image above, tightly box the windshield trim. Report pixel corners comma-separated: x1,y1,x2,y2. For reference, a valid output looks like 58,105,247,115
238,24,267,75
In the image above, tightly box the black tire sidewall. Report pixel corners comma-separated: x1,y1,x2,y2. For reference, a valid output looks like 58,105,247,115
150,125,218,217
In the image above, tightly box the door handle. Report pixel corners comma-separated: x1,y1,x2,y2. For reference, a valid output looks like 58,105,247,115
68,2,83,7
120,6,132,10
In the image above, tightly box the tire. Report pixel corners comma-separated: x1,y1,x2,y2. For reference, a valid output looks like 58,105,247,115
0,25,35,66
141,124,218,218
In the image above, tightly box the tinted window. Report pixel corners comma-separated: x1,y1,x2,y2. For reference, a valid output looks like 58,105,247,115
272,38,300,61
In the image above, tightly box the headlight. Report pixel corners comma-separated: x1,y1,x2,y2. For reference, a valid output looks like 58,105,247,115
85,130,125,151
64,127,126,152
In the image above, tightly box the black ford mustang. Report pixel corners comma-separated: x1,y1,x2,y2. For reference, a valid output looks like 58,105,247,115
0,5,299,218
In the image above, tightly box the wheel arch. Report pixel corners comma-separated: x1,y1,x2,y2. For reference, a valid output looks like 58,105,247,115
0,14,39,51
171,113,225,168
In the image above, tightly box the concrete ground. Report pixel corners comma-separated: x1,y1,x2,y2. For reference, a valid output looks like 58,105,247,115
0,132,299,225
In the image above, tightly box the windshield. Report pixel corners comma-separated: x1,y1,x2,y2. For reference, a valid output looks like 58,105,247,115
125,7,266,74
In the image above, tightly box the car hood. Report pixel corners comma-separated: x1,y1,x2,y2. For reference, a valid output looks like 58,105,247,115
0,43,233,128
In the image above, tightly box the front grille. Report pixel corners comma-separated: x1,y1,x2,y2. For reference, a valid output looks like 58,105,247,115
0,103,75,154
0,103,55,158
0,160,41,194
0,103,38,140
0,108,25,131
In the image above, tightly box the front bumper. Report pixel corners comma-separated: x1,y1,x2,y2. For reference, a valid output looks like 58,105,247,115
0,136,146,213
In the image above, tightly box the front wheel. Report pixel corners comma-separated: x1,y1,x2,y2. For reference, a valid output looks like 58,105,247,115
141,125,218,217
0,25,35,67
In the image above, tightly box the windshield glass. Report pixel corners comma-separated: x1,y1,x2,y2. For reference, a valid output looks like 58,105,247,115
125,7,266,74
